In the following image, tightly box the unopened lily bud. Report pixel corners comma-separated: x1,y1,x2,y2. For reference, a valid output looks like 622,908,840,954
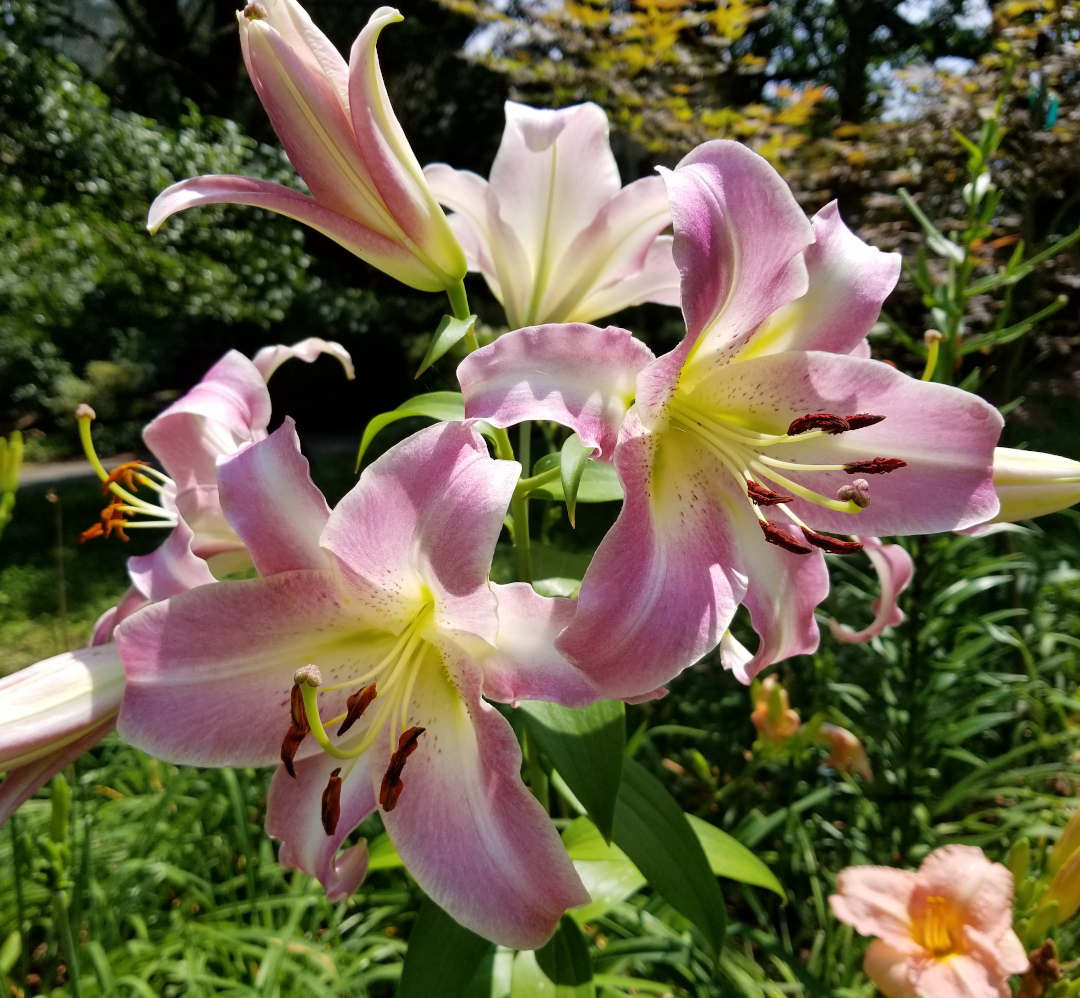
820,723,873,782
1041,845,1080,925
979,447,1080,524
1005,837,1030,885
750,675,800,744
837,478,870,508
1048,807,1080,876
293,664,323,688
75,403,96,421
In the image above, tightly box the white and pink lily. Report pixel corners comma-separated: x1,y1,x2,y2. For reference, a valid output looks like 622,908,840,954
424,101,680,328
115,419,592,947
149,3,467,294
459,140,1002,697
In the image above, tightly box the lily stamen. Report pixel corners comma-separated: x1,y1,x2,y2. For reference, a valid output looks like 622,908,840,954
379,726,426,812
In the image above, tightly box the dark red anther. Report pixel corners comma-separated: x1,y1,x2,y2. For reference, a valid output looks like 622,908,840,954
787,412,850,435
321,767,343,835
338,682,378,736
759,520,813,554
843,458,907,475
280,724,305,779
380,726,426,812
843,413,886,431
289,683,310,733
800,528,864,555
746,480,795,506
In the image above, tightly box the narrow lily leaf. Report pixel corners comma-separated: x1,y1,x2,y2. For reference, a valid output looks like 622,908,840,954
531,454,624,504
355,391,465,469
416,313,478,378
518,700,625,843
535,915,594,989
686,815,785,899
898,188,964,263
398,898,494,998
563,817,645,924
511,949,594,998
613,758,726,955
365,832,404,871
560,433,594,527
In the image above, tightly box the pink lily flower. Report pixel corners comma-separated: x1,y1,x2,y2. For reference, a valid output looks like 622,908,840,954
148,3,467,294
459,140,1002,697
828,536,915,644
79,338,352,575
115,419,592,947
830,845,1029,998
424,101,679,328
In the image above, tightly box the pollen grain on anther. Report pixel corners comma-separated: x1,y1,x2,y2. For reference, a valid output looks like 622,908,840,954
338,683,378,736
380,726,426,812
843,458,907,475
746,480,794,506
321,768,343,835
800,528,864,555
787,412,849,436
759,520,813,554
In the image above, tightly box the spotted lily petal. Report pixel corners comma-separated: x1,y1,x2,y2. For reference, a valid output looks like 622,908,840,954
458,323,655,460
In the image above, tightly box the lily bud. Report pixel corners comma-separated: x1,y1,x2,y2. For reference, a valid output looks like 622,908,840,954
819,724,873,782
750,675,800,744
149,2,466,293
981,447,1080,524
1048,806,1080,876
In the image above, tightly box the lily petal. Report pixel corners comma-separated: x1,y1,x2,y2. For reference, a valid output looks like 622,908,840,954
828,537,914,644
148,176,440,290
480,583,598,708
555,409,744,698
916,845,1015,939
458,324,656,460
914,953,1004,998
740,201,900,360
374,650,589,949
217,419,331,577
252,337,355,382
117,570,371,767
830,865,918,946
685,350,1002,535
323,422,518,645
575,236,680,322
862,939,919,998
126,518,217,603
266,749,377,902
660,140,812,365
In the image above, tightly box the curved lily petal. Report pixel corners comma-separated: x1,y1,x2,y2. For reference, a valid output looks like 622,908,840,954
148,176,440,291
555,410,745,699
347,8,465,279
659,140,812,365
914,953,1007,998
862,940,918,998
0,718,117,826
127,518,217,602
685,350,1003,535
481,583,598,708
266,750,376,902
982,446,1080,523
257,0,350,106
116,570,368,767
218,419,331,577
374,651,588,949
324,422,518,646
740,201,901,360
575,236,680,322
252,337,355,382
458,324,655,460
829,865,918,946
828,537,914,644
916,845,1016,940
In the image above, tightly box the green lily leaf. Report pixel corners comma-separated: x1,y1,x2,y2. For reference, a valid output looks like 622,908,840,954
613,758,726,955
686,815,785,899
398,898,494,998
563,817,645,924
519,700,625,842
534,915,594,992
355,391,464,470
559,433,594,526
365,832,404,872
530,453,624,504
416,313,478,378
511,947,594,998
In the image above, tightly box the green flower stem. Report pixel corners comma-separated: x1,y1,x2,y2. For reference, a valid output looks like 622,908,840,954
513,423,533,584
513,464,561,499
446,280,479,352
53,891,82,998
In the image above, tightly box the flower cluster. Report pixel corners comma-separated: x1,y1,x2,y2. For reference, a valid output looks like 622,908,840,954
3,0,1079,957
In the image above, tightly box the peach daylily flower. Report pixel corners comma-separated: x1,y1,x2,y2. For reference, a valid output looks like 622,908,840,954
750,675,800,744
830,845,1029,998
